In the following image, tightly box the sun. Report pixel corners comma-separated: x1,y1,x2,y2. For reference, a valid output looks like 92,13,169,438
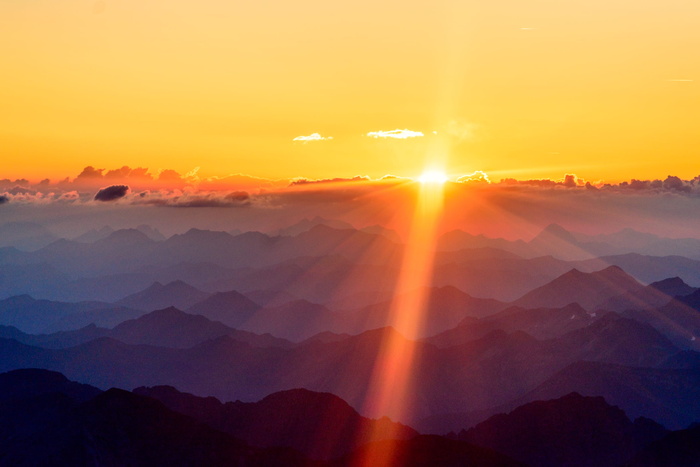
417,170,448,184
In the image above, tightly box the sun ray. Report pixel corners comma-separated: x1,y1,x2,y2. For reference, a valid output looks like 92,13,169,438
354,175,446,466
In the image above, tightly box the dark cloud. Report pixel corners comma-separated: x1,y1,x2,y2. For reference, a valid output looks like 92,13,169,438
663,175,691,192
0,195,8,205
7,186,35,195
94,185,130,202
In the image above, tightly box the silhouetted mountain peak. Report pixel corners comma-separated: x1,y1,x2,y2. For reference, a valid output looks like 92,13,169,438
135,224,166,241
3,294,36,306
650,277,696,297
126,306,184,319
596,264,628,277
560,302,588,314
561,267,585,278
187,290,260,328
0,368,102,403
460,391,666,467
99,228,152,245
539,223,576,240
163,279,191,289
181,228,232,240
117,280,209,311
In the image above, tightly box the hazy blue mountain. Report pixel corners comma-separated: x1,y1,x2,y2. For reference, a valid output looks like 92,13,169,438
0,262,71,301
513,266,644,311
0,308,292,350
621,298,700,350
243,289,300,307
600,276,696,312
512,361,700,430
116,280,210,311
0,295,143,333
0,311,679,426
270,216,355,237
0,324,110,349
574,253,700,287
425,303,598,347
0,222,57,251
72,225,115,243
187,290,260,328
239,299,344,341
345,286,507,337
111,307,292,348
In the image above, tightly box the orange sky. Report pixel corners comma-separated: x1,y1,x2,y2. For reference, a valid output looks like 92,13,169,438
2,0,699,182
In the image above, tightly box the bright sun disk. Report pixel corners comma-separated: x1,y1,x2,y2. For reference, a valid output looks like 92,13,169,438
417,170,448,184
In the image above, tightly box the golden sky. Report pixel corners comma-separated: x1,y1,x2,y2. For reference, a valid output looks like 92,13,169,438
2,0,699,182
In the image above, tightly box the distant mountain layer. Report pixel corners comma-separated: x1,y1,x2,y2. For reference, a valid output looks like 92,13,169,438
438,224,700,261
0,295,144,334
0,312,687,426
0,307,292,350
513,266,644,311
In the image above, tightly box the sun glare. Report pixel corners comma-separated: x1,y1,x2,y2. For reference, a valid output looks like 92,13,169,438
417,170,448,184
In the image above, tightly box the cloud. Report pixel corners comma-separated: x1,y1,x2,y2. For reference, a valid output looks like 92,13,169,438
456,171,491,184
366,129,424,139
104,166,153,180
563,174,584,188
0,195,8,205
76,166,104,179
289,175,371,186
134,190,250,208
293,133,333,142
94,185,130,202
157,169,183,182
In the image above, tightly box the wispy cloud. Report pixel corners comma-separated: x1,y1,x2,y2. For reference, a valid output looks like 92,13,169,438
293,133,333,142
366,129,424,139
456,171,491,184
667,79,694,82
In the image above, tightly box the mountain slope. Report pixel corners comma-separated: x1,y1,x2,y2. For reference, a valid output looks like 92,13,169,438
187,290,261,328
459,392,666,467
116,280,210,311
513,266,644,311
135,385,417,460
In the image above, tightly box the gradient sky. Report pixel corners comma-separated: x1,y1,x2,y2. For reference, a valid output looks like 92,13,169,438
2,0,699,182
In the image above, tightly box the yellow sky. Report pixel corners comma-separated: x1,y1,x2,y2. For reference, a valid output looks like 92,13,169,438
2,0,699,182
